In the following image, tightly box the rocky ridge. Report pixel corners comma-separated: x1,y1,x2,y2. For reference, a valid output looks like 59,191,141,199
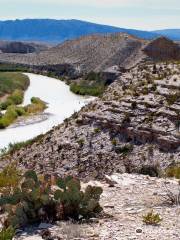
0,33,146,74
1,62,180,180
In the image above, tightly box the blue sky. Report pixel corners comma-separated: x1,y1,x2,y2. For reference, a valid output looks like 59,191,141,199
0,0,180,30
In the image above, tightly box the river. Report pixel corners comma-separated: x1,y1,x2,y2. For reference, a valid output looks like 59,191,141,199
0,73,94,150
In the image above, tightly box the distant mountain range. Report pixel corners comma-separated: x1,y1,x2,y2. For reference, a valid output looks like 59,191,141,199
0,19,179,44
153,29,180,41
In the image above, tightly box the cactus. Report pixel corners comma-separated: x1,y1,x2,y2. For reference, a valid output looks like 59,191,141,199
54,177,103,220
0,169,103,229
0,170,53,227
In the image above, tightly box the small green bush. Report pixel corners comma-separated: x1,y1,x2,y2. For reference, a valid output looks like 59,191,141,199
70,82,104,96
0,97,46,129
0,226,15,240
94,128,101,134
8,89,23,105
166,92,180,105
25,97,47,114
166,166,180,179
143,210,162,225
0,164,21,194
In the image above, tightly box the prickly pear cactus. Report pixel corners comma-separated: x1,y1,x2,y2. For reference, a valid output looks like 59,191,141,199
54,177,103,220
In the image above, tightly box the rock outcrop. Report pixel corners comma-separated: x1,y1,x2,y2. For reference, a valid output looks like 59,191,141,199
143,37,180,61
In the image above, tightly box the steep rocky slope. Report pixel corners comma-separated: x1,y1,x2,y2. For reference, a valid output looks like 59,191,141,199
1,62,179,180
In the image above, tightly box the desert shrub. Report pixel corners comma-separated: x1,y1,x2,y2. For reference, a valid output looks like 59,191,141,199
0,105,18,128
94,128,101,134
0,170,103,228
151,84,157,92
166,166,180,179
15,106,26,116
70,82,104,96
115,144,134,155
85,71,101,81
25,97,47,114
163,181,180,205
139,165,160,177
0,99,14,110
0,226,15,240
166,92,180,105
111,139,117,146
77,138,85,147
143,210,162,225
8,89,23,105
0,164,21,194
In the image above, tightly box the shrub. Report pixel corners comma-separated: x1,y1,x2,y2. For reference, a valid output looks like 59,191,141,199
0,86,27,111
8,89,23,105
0,96,47,129
70,82,104,96
0,226,15,240
25,97,47,114
166,166,180,179
166,92,180,105
77,138,85,147
139,165,160,177
94,128,101,134
111,139,117,146
0,105,19,128
0,164,21,194
143,210,162,225
163,181,180,205
115,144,134,155
0,99,14,110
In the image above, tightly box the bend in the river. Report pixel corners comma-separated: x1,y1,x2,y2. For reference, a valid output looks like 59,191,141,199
0,73,94,149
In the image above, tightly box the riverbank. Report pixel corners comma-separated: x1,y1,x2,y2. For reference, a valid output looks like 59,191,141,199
0,72,29,103
0,63,112,97
0,73,95,149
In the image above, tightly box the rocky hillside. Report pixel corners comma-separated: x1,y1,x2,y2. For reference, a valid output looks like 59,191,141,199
0,35,180,77
1,62,179,180
0,33,146,74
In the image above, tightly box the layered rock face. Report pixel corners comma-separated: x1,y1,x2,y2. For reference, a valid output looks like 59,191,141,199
2,62,179,180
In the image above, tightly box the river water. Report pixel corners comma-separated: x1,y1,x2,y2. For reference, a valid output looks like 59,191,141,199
0,73,94,150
